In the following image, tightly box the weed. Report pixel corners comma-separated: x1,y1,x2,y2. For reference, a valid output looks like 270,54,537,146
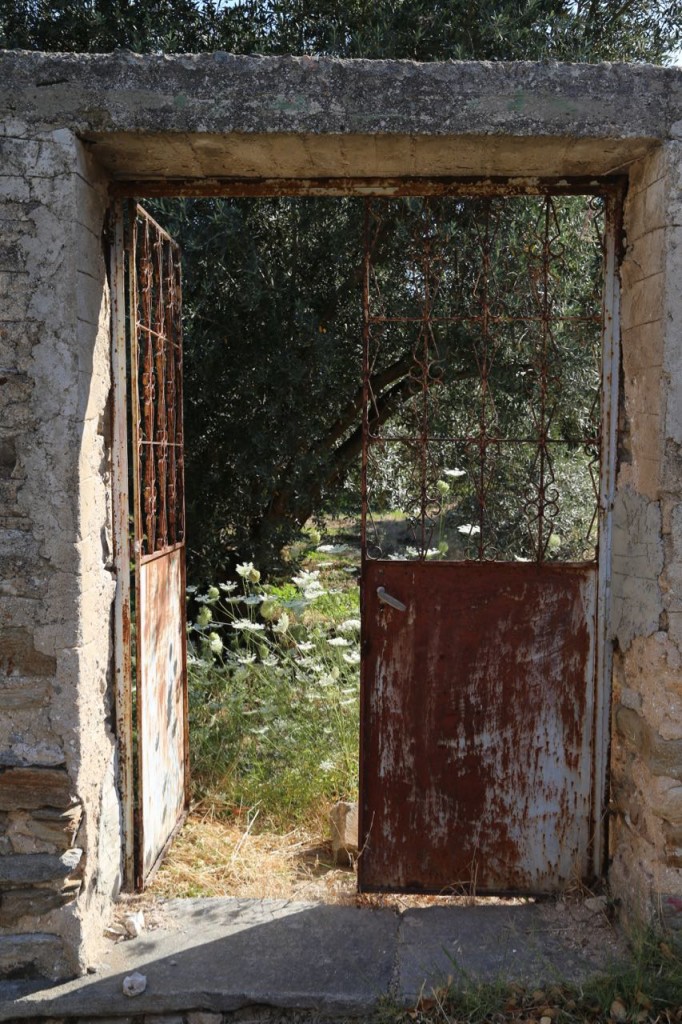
187,559,360,828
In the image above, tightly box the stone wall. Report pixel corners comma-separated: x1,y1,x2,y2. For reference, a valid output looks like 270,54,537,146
610,139,682,932
0,126,119,979
0,52,682,981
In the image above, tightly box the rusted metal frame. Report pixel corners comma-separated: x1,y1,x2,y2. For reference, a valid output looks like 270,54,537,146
360,200,371,560
536,197,552,561
591,188,623,877
133,203,177,245
138,219,157,556
166,244,179,546
368,313,601,325
415,200,437,557
173,247,191,806
128,207,147,889
153,236,169,551
110,201,136,892
365,432,599,446
174,244,186,544
139,539,186,565
476,200,492,559
111,176,625,200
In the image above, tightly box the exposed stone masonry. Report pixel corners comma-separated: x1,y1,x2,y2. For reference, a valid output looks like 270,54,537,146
609,141,682,934
0,51,681,983
0,124,119,980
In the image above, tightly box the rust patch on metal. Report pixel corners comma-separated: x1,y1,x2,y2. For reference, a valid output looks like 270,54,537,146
359,560,597,895
111,176,626,200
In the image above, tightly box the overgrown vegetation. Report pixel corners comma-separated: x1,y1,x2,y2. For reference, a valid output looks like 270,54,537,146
186,540,361,826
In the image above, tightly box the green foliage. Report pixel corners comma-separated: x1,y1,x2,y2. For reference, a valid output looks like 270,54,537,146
154,195,365,575
187,561,360,825
3,0,679,63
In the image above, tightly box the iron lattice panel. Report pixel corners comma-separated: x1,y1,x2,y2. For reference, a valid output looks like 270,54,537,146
130,204,186,559
360,194,607,564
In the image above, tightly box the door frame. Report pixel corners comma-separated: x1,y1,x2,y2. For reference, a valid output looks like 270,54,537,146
110,177,623,891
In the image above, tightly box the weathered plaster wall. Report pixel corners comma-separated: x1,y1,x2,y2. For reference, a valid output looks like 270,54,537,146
0,124,119,978
610,139,682,931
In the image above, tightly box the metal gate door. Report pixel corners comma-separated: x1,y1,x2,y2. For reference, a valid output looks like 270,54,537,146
359,189,620,894
111,203,189,890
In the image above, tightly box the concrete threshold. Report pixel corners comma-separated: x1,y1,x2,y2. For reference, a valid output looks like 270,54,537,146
0,897,626,1021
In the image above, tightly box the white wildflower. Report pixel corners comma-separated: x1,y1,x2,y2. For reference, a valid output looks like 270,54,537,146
327,637,350,647
237,653,257,664
457,524,481,535
208,632,223,655
236,561,261,583
292,569,320,588
444,468,466,478
231,619,265,632
219,581,238,592
317,543,349,554
272,612,290,634
338,619,361,633
343,650,361,665
319,759,335,772
296,641,315,651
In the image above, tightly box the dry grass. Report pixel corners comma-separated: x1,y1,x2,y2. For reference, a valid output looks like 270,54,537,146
148,807,535,912
148,808,359,903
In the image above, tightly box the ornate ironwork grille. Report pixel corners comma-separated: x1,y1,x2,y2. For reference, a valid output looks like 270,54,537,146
361,193,608,564
130,204,186,559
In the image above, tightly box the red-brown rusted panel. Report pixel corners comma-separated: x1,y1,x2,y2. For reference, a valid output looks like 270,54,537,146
137,546,188,883
359,559,597,895
129,204,189,889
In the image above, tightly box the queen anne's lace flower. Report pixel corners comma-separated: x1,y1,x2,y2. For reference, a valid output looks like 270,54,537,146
272,612,290,634
208,632,223,654
196,606,212,627
338,619,361,633
236,561,261,583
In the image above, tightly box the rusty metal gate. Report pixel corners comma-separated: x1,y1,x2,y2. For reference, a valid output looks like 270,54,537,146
111,202,189,890
359,188,620,894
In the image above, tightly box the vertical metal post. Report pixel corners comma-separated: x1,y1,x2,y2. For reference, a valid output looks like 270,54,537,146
111,201,136,891
592,189,622,876
360,199,371,561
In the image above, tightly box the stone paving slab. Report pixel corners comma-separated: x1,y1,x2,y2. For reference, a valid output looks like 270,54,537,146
0,898,626,1021
397,903,622,1002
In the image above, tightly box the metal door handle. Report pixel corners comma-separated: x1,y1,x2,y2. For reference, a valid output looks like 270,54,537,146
377,587,407,612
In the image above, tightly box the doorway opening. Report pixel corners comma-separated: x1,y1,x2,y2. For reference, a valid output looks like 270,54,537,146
111,179,622,906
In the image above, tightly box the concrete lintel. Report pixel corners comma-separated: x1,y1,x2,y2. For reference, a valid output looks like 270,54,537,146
0,51,679,143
